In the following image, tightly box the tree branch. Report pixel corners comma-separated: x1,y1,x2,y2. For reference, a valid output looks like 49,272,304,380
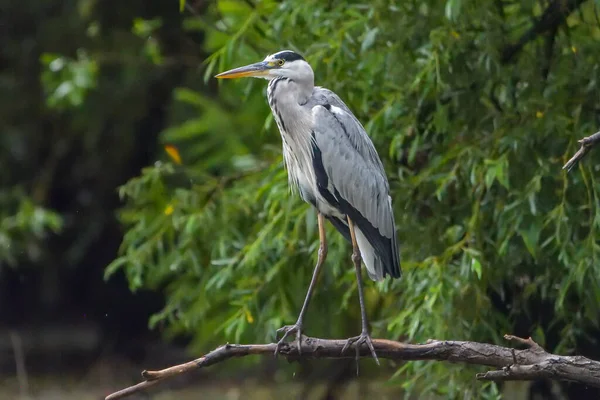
501,0,586,63
563,131,600,172
105,334,600,399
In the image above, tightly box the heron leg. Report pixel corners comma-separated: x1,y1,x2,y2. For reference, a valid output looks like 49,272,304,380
275,212,328,356
341,217,380,371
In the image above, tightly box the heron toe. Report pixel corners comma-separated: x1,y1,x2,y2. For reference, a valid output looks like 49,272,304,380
342,330,380,372
274,323,304,356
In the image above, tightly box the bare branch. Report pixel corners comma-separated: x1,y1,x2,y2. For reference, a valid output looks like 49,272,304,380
504,334,542,349
105,335,600,399
563,131,600,172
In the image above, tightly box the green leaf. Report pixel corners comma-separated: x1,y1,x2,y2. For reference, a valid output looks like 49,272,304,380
471,258,482,280
484,165,496,189
361,28,379,53
445,0,462,21
519,223,541,259
495,157,510,189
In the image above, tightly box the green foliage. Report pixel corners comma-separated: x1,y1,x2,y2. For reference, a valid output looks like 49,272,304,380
41,50,99,109
0,189,63,267
81,0,600,396
132,18,164,64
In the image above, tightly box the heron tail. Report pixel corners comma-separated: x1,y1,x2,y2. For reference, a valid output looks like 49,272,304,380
325,215,401,281
355,228,385,281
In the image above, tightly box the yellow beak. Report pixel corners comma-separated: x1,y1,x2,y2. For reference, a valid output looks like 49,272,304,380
215,61,270,79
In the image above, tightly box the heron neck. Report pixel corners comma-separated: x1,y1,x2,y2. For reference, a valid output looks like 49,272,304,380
269,77,313,105
295,78,313,105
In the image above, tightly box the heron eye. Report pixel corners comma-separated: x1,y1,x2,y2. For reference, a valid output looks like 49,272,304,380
277,59,285,66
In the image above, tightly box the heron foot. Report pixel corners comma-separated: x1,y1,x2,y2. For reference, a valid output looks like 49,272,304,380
341,330,380,372
274,323,304,356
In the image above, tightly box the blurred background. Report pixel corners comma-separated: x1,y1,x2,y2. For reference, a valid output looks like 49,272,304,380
2,0,600,399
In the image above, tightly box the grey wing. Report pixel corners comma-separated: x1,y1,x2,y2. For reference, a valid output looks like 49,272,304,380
310,100,401,279
311,87,388,178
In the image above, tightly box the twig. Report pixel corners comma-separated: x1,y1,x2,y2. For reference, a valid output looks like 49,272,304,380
563,131,600,172
105,335,600,399
504,334,541,349
10,331,30,399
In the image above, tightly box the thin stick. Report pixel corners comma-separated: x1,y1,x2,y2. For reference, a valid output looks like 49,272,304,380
10,331,29,399
563,131,600,172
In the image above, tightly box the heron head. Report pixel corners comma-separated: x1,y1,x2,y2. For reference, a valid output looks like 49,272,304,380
215,50,313,82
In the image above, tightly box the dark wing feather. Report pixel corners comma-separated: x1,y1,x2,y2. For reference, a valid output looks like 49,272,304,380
326,216,351,243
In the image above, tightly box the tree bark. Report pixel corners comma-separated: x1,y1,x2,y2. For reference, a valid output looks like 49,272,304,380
105,334,600,400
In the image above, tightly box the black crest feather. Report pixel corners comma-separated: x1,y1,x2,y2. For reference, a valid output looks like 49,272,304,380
272,50,305,62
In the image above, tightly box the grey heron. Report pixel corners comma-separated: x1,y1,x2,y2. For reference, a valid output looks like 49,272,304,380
216,50,401,363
